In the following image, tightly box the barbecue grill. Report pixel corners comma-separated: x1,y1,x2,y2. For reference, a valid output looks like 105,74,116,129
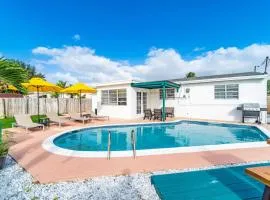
237,103,261,123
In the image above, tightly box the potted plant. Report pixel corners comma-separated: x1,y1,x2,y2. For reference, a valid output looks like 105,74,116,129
0,142,8,169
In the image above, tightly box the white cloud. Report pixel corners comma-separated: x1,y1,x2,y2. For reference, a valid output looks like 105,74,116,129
72,34,80,41
32,44,270,84
46,72,79,84
193,47,205,52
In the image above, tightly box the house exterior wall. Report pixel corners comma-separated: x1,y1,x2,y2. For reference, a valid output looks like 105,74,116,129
93,75,268,123
149,78,268,123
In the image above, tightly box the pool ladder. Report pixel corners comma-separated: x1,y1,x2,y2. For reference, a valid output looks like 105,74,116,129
131,130,136,159
107,131,111,160
107,130,136,160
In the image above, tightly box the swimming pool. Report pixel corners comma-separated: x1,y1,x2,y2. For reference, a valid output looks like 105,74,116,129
45,120,269,157
151,162,269,200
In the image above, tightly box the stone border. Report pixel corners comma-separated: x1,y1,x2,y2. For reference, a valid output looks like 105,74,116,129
42,120,270,158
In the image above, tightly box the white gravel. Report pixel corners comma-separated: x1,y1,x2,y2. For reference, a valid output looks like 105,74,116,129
0,156,160,200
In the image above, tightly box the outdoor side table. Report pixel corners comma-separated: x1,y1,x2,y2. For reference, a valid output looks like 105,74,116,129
245,166,270,200
38,117,50,127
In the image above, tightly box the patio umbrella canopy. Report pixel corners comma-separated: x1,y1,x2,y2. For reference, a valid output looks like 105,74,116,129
61,83,96,116
7,84,18,91
22,78,62,120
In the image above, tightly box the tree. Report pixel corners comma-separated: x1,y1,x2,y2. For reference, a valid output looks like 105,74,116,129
7,59,45,79
51,80,69,98
0,57,28,91
186,72,196,79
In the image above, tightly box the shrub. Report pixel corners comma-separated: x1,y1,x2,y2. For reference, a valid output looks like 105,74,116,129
0,142,8,157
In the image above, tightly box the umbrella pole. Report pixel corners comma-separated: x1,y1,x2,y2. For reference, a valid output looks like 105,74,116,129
79,90,82,117
37,86,40,121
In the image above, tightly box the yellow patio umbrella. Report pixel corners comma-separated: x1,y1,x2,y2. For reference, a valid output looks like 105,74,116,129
61,83,96,116
7,84,18,91
22,77,62,120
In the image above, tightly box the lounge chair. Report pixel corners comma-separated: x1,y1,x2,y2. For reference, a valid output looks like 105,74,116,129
143,109,152,120
83,111,109,120
69,113,91,124
153,109,162,120
13,114,44,133
166,107,174,118
46,112,70,127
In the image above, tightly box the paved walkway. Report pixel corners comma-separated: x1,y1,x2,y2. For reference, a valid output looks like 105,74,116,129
5,118,270,183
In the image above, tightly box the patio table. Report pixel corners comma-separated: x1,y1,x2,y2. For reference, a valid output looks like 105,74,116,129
245,166,270,200
38,117,50,127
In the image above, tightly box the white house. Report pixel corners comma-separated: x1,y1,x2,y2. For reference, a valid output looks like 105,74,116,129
92,72,268,123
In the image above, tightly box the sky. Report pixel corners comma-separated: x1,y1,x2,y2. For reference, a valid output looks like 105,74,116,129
1,0,270,84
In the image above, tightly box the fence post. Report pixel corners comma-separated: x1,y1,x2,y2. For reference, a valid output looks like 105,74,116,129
2,99,6,118
26,97,29,114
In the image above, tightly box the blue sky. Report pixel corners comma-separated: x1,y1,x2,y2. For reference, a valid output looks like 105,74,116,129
1,0,270,83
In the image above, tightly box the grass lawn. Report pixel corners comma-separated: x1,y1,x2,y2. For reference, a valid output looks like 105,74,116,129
0,115,46,129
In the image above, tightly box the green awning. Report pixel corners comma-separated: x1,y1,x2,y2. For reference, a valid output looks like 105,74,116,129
131,80,180,121
131,80,180,90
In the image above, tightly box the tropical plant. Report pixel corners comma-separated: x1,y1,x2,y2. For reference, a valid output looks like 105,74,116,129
0,57,28,91
6,59,45,79
186,72,196,78
51,80,69,98
0,142,8,157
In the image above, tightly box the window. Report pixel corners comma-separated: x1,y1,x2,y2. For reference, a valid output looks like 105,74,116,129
101,90,109,105
143,92,147,111
101,89,127,105
159,88,175,99
118,89,127,105
137,92,142,114
214,84,239,99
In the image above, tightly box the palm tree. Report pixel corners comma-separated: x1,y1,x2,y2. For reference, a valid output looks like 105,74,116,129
0,57,28,91
7,59,45,79
186,72,196,79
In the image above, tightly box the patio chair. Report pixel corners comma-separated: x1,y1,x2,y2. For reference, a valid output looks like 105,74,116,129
13,114,44,133
153,109,162,120
69,112,91,124
143,109,152,120
166,107,174,118
46,112,70,127
83,111,109,120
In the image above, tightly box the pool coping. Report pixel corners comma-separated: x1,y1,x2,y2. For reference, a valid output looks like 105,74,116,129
42,120,270,158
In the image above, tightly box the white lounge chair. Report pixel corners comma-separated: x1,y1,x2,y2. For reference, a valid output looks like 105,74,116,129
83,111,109,120
13,114,44,133
46,112,70,127
69,113,91,124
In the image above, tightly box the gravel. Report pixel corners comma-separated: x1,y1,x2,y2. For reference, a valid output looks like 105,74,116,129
0,156,160,200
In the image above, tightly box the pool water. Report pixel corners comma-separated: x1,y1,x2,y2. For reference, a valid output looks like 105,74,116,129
53,121,268,151
151,163,269,200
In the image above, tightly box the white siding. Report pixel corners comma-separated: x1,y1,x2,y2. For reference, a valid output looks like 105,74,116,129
93,75,268,123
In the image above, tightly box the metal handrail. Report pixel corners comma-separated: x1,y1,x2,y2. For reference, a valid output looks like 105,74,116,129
131,130,136,159
107,131,111,160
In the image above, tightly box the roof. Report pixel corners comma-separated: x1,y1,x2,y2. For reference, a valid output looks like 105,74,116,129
131,80,180,89
171,72,267,82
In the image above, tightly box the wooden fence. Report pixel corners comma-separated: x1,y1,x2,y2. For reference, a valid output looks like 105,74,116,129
0,98,92,117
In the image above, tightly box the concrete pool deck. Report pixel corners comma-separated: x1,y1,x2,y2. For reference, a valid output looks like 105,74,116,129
4,118,270,183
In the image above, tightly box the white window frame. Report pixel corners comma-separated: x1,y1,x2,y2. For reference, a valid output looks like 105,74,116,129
159,88,175,99
214,84,239,99
101,89,127,105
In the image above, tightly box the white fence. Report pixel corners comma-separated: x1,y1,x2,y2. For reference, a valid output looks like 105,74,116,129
0,98,92,117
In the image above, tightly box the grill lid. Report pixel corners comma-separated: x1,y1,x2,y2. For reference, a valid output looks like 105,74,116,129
242,103,260,111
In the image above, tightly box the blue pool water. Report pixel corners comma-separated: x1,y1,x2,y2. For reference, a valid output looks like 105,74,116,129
151,163,269,200
53,121,268,151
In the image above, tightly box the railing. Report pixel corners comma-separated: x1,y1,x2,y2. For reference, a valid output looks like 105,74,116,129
131,130,136,159
107,130,136,160
107,131,111,160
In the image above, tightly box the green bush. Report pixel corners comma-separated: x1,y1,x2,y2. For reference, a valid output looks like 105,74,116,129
0,142,8,157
